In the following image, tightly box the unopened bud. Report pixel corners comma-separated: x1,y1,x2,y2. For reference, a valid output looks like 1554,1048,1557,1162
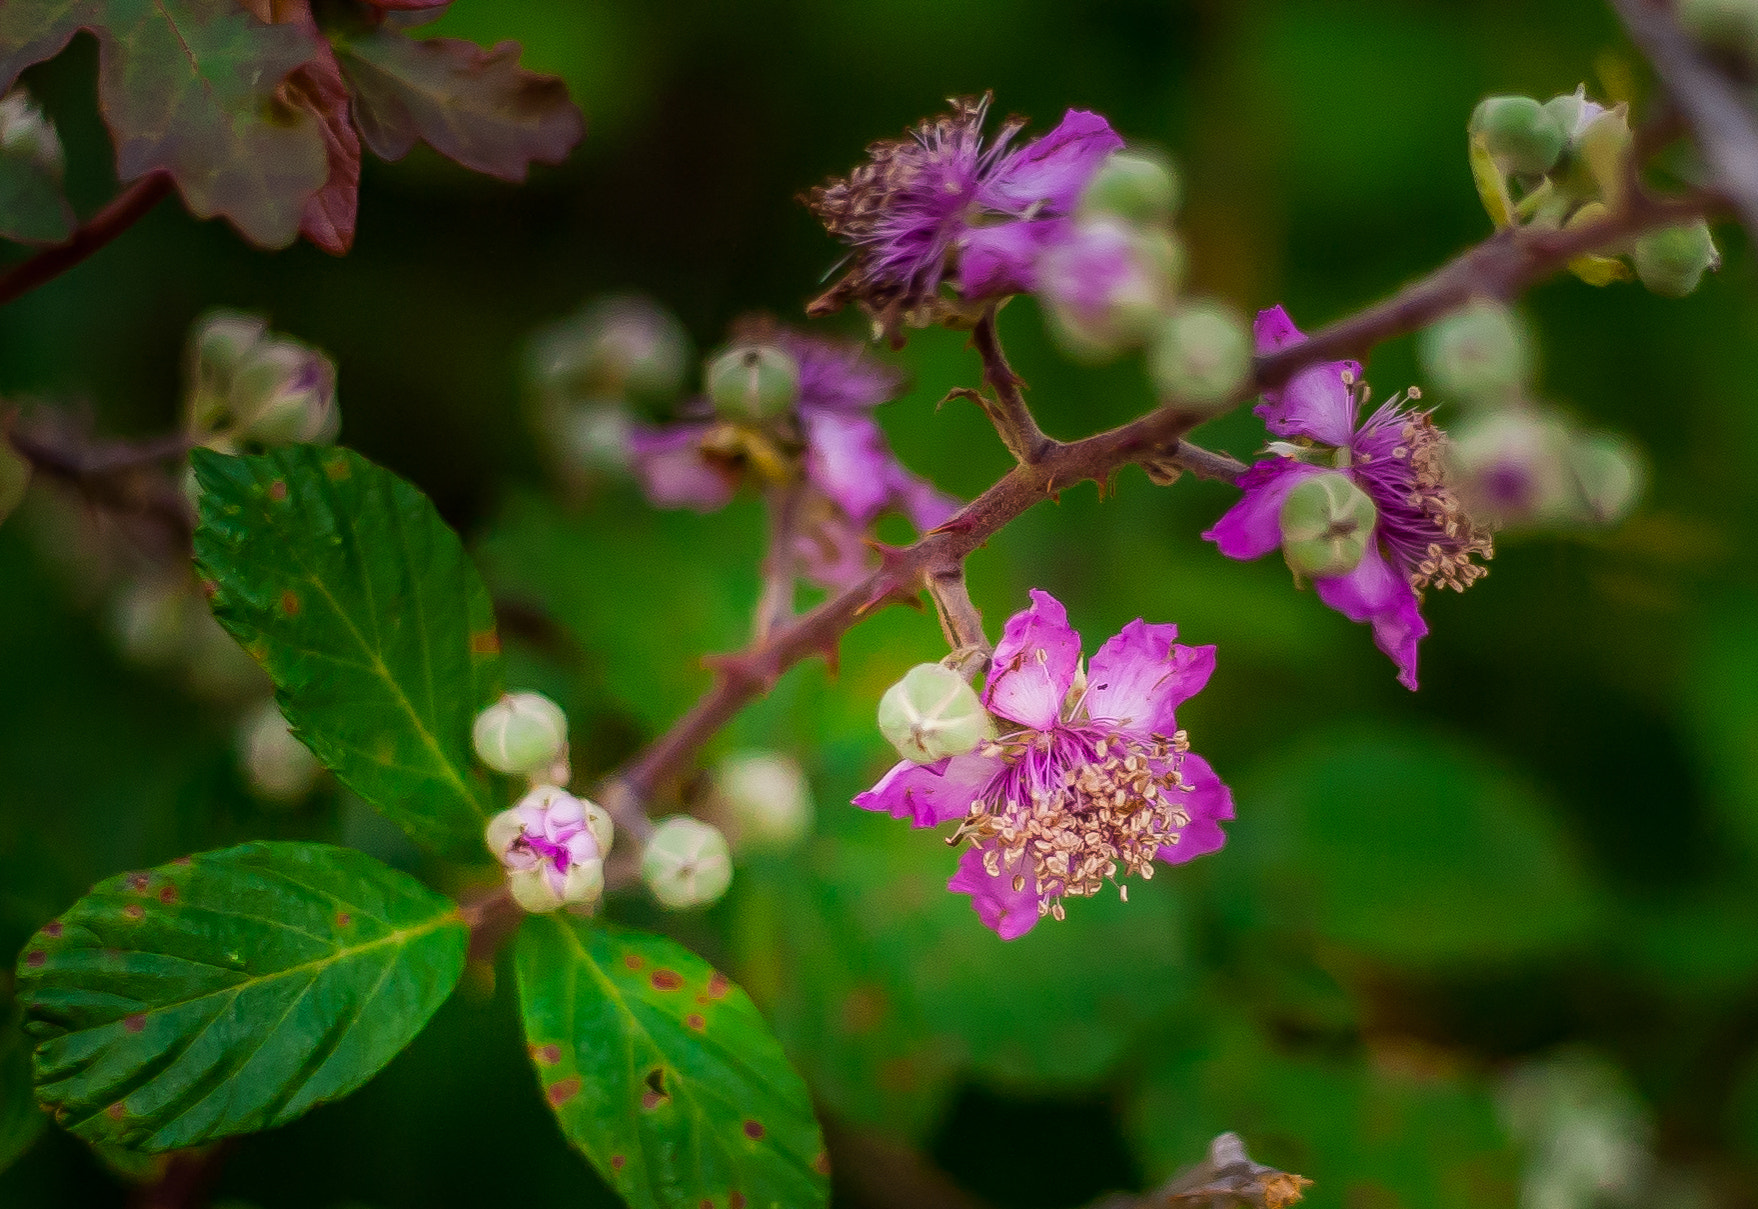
488,785,605,913
111,576,195,669
1632,221,1720,298
1568,432,1644,526
877,663,992,764
1470,96,1566,177
237,698,323,804
1419,299,1529,404
0,88,65,179
1679,0,1758,61
558,402,635,475
472,691,568,776
185,310,268,433
1545,90,1631,205
1543,88,1606,143
715,751,813,852
529,296,691,411
641,816,733,910
1079,151,1181,224
230,340,339,445
1149,302,1250,410
1040,220,1181,362
1279,472,1378,578
707,345,800,421
1448,408,1575,526
0,435,29,527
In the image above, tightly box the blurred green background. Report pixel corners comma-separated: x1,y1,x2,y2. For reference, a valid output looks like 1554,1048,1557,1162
5,0,1758,1206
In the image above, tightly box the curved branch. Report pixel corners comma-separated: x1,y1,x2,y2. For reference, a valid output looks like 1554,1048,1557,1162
0,173,175,308
595,188,1712,828
971,308,1053,463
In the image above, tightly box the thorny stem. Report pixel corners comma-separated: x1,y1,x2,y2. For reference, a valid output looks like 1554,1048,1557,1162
0,174,175,308
971,307,1054,464
1610,0,1758,239
590,185,1716,848
925,563,992,679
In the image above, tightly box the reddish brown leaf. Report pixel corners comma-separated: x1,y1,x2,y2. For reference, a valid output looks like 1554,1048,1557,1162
333,29,583,182
284,50,360,255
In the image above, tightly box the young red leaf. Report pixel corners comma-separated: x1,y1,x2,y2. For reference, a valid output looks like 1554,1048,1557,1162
0,0,331,249
334,30,583,182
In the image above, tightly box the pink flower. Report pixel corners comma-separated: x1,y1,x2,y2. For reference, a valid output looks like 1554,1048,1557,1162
854,590,1233,940
805,94,1123,341
1204,306,1493,690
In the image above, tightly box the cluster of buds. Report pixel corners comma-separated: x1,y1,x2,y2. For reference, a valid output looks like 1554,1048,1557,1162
525,295,691,485
1419,299,1644,531
1469,88,1718,295
184,311,340,452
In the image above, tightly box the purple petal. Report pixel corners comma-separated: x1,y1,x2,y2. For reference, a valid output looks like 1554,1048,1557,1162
948,845,1041,940
1312,544,1428,690
1252,306,1359,447
1155,752,1234,865
984,588,1082,730
627,422,735,512
793,505,873,590
1203,459,1325,561
802,411,893,524
853,753,1001,828
959,218,1064,298
1086,619,1215,735
782,332,905,413
980,110,1125,215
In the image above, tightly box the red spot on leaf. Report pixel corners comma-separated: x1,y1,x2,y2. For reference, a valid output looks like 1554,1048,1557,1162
730,1195,746,1209
743,1120,764,1140
335,912,351,928
269,480,288,502
623,954,644,971
813,1152,832,1176
172,856,193,866
611,1155,626,1170
199,578,218,599
122,904,144,921
686,1014,705,1031
651,969,684,991
43,921,62,938
158,885,178,904
536,1044,562,1066
281,590,301,616
324,456,350,481
641,1090,666,1110
707,972,730,999
24,950,43,967
700,1201,712,1209
546,1077,581,1107
126,874,149,892
124,1014,146,1033
470,630,501,655
105,1102,126,1121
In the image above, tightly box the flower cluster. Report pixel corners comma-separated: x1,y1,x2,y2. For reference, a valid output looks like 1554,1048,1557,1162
857,591,1233,939
627,322,958,588
1205,306,1494,690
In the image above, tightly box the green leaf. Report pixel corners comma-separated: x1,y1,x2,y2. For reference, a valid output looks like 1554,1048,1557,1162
1127,1014,1518,1209
0,145,73,245
192,446,504,859
14,841,467,1153
0,993,44,1174
1226,728,1601,967
0,0,329,248
515,916,829,1209
332,27,583,182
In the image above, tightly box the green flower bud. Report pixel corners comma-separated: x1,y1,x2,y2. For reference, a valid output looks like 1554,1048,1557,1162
1567,432,1644,526
715,750,814,853
237,698,323,805
1079,150,1181,223
1419,299,1529,404
1149,302,1250,411
472,691,568,776
229,340,339,446
1679,0,1758,61
185,310,268,433
1042,220,1183,363
1470,96,1566,176
0,87,65,179
1448,407,1576,527
0,435,29,528
528,296,691,413
641,816,733,910
1279,472,1378,579
877,663,992,764
1632,221,1720,298
707,344,800,421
